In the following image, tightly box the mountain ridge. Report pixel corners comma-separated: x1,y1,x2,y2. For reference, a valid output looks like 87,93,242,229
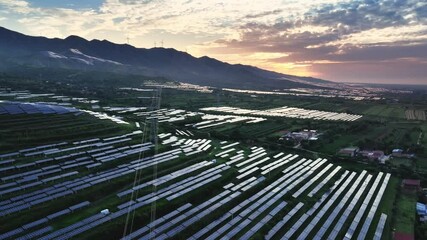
0,26,336,90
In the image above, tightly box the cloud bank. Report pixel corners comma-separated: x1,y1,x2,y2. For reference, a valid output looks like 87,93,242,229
0,0,426,84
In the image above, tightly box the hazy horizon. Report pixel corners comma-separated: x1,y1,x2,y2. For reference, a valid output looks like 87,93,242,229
0,0,426,85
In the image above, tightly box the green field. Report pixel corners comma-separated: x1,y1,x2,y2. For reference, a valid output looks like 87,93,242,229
394,192,417,234
1,75,426,239
362,105,406,119
0,113,131,152
375,176,400,240
390,158,414,168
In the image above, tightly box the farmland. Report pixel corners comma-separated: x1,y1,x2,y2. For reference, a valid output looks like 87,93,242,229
0,112,130,152
0,76,426,240
395,192,417,235
0,131,394,240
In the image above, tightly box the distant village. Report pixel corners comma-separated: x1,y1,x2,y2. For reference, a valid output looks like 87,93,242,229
278,128,418,166
279,129,320,143
338,146,416,164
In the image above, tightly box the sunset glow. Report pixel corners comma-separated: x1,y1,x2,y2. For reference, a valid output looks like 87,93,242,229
0,0,426,84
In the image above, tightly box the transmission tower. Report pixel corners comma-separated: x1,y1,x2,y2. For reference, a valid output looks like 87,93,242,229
149,87,162,236
122,87,162,239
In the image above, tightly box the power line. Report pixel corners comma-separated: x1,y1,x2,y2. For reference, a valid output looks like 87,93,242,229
122,88,162,239
149,87,162,236
122,120,149,238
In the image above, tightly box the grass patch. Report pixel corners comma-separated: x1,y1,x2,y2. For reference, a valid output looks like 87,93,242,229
369,176,399,240
394,191,416,234
390,157,414,168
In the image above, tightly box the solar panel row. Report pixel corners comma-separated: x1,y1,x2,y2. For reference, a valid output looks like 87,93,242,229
1,132,393,240
0,101,78,115
310,173,372,239
0,145,175,216
373,213,387,240
199,158,316,239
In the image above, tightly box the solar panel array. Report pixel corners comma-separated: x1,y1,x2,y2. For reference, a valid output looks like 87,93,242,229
133,108,266,129
201,106,363,122
373,213,387,240
82,110,130,124
0,101,79,115
0,131,392,240
0,88,97,105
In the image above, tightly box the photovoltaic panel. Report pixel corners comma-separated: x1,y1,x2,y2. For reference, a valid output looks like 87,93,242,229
3,104,25,114
34,103,56,114
19,103,40,114
0,101,79,115
0,106,7,114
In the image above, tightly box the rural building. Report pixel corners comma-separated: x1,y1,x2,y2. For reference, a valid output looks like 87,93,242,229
394,232,414,240
360,150,385,161
282,129,319,141
378,155,389,164
392,149,404,156
416,202,427,219
338,147,359,157
402,179,421,191
392,149,415,159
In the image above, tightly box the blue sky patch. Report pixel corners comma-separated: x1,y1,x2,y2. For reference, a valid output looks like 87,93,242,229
27,0,104,10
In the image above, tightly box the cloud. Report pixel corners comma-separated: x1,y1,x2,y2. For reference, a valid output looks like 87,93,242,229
0,0,32,13
244,9,282,19
310,59,427,84
306,0,427,32
118,0,156,4
194,0,427,82
0,0,426,83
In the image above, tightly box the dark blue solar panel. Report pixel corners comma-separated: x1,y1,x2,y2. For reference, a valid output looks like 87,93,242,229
2,104,25,114
48,105,70,114
0,101,80,115
19,103,39,114
33,104,56,114
0,106,7,114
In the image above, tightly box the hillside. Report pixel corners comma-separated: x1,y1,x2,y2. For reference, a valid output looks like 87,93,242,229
0,26,335,90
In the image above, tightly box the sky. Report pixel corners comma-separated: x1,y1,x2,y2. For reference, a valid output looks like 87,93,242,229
0,0,426,85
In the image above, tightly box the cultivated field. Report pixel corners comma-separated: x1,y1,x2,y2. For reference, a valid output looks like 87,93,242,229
1,78,426,239
0,129,395,239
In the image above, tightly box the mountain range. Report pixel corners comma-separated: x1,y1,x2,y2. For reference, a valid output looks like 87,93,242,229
0,26,336,90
